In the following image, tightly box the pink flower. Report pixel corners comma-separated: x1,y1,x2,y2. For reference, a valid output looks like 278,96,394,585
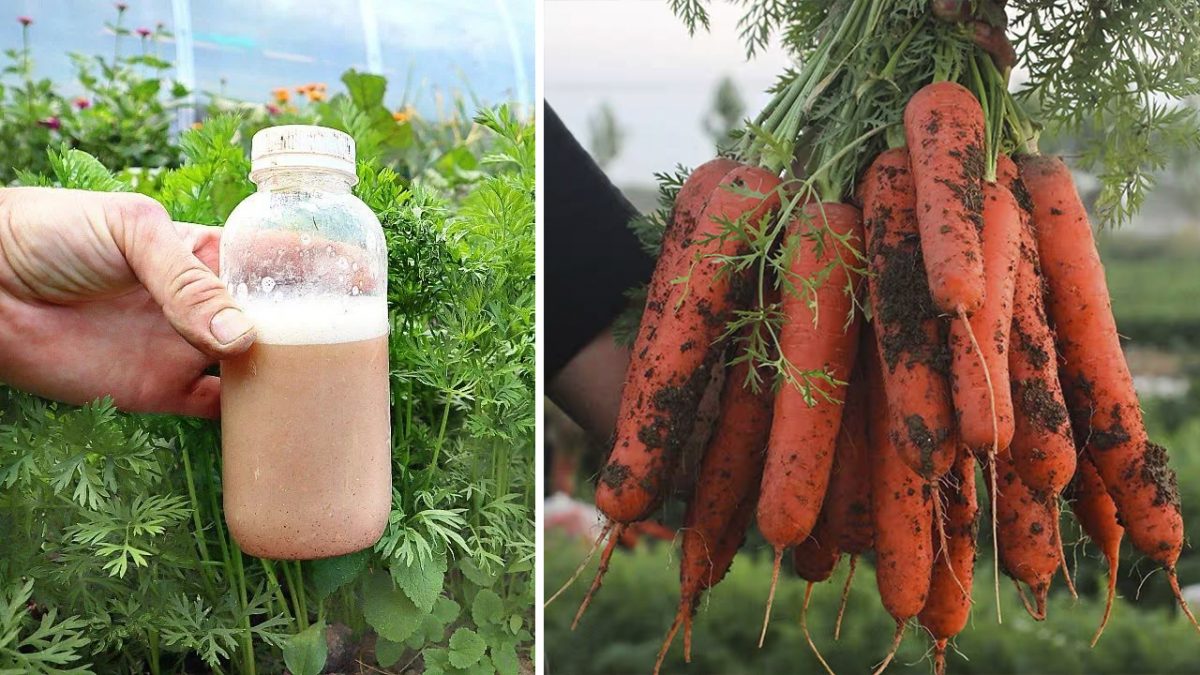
37,117,61,131
74,97,90,109
136,27,151,37
17,15,32,26
266,103,281,115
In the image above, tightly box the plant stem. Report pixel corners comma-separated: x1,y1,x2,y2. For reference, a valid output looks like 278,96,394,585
280,560,308,630
181,443,218,599
231,547,256,675
426,399,452,486
148,630,160,675
260,560,295,625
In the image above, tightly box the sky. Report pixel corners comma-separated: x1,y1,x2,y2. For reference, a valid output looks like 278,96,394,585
546,0,791,186
1,0,534,115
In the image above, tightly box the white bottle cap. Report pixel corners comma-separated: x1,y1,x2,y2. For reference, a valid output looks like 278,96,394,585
250,125,357,182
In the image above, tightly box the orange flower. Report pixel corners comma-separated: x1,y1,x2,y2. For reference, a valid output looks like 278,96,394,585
271,87,290,104
392,106,416,123
191,122,203,129
305,89,326,102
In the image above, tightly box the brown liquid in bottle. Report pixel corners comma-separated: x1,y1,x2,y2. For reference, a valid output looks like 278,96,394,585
220,336,391,559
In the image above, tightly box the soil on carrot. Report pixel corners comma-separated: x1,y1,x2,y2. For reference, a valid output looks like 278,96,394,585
1089,403,1132,451
1016,377,1069,433
1009,176,1034,213
903,413,948,475
873,234,950,375
601,461,633,491
1011,321,1051,370
1141,441,1182,511
936,141,985,232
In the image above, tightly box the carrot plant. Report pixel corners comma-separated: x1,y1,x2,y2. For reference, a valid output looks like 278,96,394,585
0,35,533,675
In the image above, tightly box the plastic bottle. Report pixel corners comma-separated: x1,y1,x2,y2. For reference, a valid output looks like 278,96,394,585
220,125,391,560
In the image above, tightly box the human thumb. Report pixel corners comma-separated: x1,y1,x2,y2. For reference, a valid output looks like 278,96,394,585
108,193,256,359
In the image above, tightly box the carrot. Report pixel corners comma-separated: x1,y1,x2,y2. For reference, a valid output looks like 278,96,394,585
823,357,874,555
1019,155,1196,630
1071,454,1123,647
793,516,842,583
947,178,1019,454
918,445,978,675
999,156,1077,499
989,445,1059,620
579,163,781,626
757,201,864,644
822,352,873,639
866,345,933,673
682,492,758,663
654,354,772,673
903,81,986,316
861,147,956,480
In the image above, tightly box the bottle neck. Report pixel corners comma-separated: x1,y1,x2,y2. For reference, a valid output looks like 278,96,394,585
252,168,356,194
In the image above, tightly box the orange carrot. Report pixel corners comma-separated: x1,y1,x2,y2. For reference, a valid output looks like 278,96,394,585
823,357,874,555
947,179,1019,454
1071,454,1123,646
919,446,978,675
580,163,781,626
989,445,1059,620
903,81,986,315
861,147,956,480
655,354,772,672
822,352,873,639
866,345,933,671
757,201,864,643
999,157,1077,499
1019,155,1195,629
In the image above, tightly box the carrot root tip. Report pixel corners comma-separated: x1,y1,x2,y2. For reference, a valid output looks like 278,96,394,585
571,523,624,630
1169,570,1200,636
872,621,905,675
802,582,836,675
933,639,948,675
758,548,783,649
1090,558,1118,648
835,555,857,640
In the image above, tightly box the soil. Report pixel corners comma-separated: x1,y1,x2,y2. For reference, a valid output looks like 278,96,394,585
873,239,949,373
1141,441,1181,511
1016,377,1069,432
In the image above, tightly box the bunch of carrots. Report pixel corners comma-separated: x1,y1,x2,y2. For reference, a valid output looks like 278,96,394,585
554,77,1198,674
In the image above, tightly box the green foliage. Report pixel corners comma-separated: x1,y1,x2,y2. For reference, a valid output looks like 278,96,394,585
0,580,90,674
1010,1,1200,226
677,0,1200,228
0,35,534,672
0,9,182,183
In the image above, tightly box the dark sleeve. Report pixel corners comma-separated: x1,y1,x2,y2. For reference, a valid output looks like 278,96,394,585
545,103,655,379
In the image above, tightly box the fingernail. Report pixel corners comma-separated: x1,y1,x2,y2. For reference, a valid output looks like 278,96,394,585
211,307,254,345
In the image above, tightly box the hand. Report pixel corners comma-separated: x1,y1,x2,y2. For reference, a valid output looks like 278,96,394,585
0,187,255,418
932,0,1017,71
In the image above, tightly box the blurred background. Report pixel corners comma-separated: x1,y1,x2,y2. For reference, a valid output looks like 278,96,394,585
546,2,1200,673
3,0,534,126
